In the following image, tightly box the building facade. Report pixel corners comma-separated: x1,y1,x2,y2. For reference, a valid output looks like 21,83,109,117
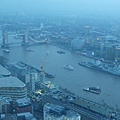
44,103,81,120
0,77,27,100
15,98,32,114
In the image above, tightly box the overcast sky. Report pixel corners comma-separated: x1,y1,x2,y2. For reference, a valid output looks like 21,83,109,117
0,0,120,16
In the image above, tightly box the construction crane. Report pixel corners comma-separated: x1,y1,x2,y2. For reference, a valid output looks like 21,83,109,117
40,51,49,77
40,51,56,90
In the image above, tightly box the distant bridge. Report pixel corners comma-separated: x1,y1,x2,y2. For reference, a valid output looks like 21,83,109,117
29,36,48,43
0,29,49,47
0,35,48,47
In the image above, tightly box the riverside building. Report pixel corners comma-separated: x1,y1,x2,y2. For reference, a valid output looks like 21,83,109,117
0,77,27,100
43,103,81,120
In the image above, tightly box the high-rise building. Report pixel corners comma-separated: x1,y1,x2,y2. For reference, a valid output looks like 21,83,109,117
115,46,120,63
104,44,115,61
71,37,85,50
30,73,35,92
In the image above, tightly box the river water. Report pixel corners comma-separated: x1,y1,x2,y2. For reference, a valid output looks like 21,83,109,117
0,34,120,110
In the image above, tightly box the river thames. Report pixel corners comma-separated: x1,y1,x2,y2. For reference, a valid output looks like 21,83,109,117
0,35,120,110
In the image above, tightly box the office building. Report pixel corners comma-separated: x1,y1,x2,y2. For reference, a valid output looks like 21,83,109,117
15,98,32,114
0,77,27,100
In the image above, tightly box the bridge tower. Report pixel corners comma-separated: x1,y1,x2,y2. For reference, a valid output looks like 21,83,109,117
22,30,29,46
2,31,9,48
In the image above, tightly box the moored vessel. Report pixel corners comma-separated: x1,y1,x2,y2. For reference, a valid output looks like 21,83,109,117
57,51,65,54
83,86,101,94
26,48,35,52
63,64,74,70
78,61,120,76
45,72,55,78
3,49,10,53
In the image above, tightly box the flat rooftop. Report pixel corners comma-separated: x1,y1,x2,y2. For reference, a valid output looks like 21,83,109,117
16,98,31,107
0,77,26,88
17,112,33,118
0,65,11,76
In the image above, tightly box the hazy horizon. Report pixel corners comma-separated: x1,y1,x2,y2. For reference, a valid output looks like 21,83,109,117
0,0,120,17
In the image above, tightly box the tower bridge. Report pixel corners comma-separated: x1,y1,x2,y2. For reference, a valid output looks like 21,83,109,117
0,30,49,48
1,30,28,48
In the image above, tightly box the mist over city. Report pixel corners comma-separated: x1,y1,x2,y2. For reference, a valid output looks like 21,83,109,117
0,0,120,16
0,0,120,120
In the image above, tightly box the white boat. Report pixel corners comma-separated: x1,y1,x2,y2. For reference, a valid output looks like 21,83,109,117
83,86,101,94
3,49,10,53
26,48,35,52
63,64,74,70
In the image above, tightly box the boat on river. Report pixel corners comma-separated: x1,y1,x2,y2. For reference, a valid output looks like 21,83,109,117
83,86,101,94
26,48,35,52
45,72,55,78
3,49,10,53
57,51,65,54
78,61,120,76
63,64,73,70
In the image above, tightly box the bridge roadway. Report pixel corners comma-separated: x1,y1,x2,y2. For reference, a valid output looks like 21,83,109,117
0,34,47,46
42,94,109,120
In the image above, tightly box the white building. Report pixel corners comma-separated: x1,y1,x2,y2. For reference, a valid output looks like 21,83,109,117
0,77,27,100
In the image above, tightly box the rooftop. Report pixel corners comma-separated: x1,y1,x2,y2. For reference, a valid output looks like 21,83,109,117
0,77,26,88
66,110,80,117
0,64,11,76
17,112,35,119
42,81,59,89
16,98,31,107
